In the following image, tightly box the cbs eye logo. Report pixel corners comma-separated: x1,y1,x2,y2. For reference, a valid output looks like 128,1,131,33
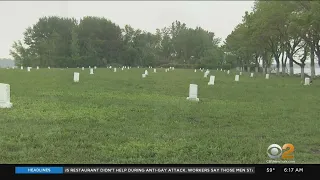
267,144,294,159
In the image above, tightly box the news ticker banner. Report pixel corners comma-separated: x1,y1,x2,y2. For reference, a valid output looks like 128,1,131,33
11,165,318,175
15,167,255,174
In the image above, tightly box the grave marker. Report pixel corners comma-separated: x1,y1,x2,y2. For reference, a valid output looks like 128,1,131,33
82,67,84,70
90,68,94,74
208,76,215,85
0,83,12,108
235,75,239,82
114,68,117,72
186,84,199,101
74,72,80,82
227,70,230,74
145,70,148,75
142,74,146,78
250,73,254,77
304,77,310,85
154,69,156,73
266,74,269,79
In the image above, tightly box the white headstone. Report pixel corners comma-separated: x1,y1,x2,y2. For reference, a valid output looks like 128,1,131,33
227,70,230,74
204,72,209,78
208,76,215,85
201,69,203,72
186,84,199,101
235,75,239,82
142,74,146,78
304,77,310,85
21,66,23,70
194,69,197,72
266,74,269,79
90,68,94,74
220,69,222,71
240,72,242,75
127,66,129,69
114,68,117,72
138,66,140,68
74,72,80,82
217,68,218,70
224,70,225,72
122,67,124,70
250,73,254,77
154,69,156,73
82,67,84,70
109,66,112,68
37,66,39,70
89,66,91,68
172,67,174,70
145,70,148,75
94,66,97,69
0,83,12,108
27,67,31,72
48,67,50,69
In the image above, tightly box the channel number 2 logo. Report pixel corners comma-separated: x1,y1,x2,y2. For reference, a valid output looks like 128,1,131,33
267,144,294,159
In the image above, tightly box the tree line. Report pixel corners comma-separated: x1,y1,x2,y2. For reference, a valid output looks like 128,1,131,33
225,1,320,79
10,1,320,80
10,16,226,69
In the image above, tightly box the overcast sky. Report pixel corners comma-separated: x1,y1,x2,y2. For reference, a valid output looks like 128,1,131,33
0,1,254,58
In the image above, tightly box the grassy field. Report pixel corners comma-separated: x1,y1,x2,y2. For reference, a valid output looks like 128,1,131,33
0,68,319,164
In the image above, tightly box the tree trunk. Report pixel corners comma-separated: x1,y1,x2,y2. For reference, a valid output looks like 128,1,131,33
289,58,294,76
275,56,280,76
301,64,305,80
247,66,250,72
310,45,315,78
255,56,259,73
276,63,280,75
282,65,286,75
262,58,265,74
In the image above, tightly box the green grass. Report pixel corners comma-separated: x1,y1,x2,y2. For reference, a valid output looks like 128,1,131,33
0,68,319,164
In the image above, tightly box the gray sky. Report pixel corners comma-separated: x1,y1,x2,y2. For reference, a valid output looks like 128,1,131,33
0,1,254,58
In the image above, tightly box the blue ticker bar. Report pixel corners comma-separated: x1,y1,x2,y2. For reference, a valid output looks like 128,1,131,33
15,167,63,174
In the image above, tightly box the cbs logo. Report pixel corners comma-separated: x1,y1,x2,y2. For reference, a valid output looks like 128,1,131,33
267,144,294,159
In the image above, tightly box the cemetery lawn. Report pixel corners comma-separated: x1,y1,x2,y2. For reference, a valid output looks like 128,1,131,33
0,68,320,164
